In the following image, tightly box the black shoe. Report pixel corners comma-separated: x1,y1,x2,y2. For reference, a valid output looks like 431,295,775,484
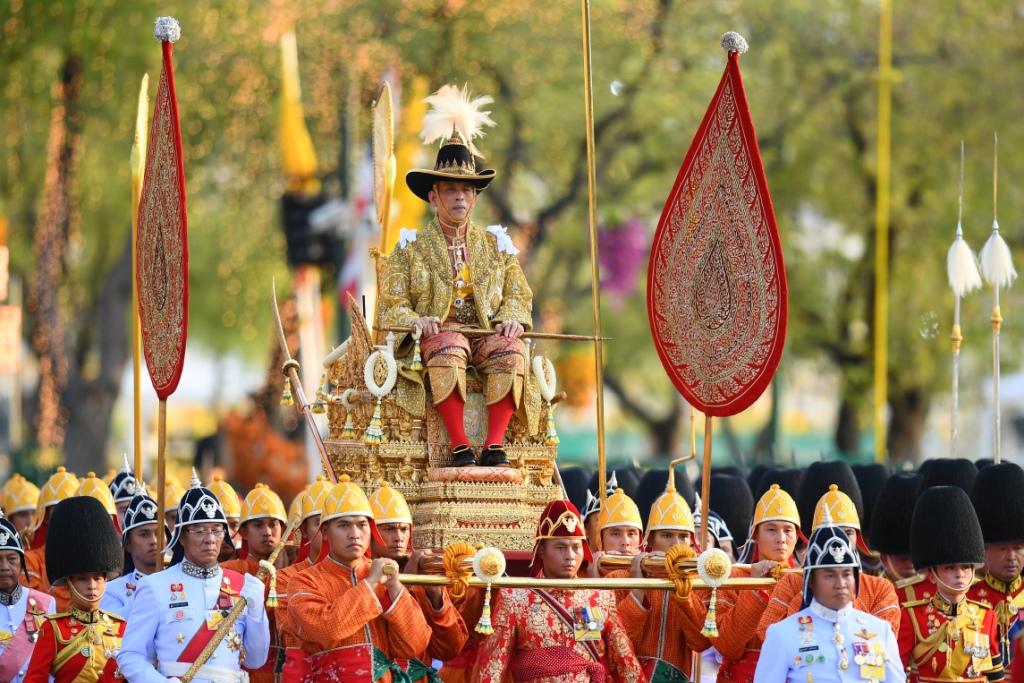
451,445,477,467
481,445,511,467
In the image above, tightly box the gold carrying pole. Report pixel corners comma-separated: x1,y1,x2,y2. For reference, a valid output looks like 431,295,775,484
179,515,301,683
378,326,609,342
580,0,609,502
390,573,776,591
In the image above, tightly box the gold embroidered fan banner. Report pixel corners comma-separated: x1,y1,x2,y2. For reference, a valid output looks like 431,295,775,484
647,39,787,417
136,31,188,400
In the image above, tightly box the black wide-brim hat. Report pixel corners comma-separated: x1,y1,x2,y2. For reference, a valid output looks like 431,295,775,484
910,485,985,570
46,496,122,585
971,462,1024,544
406,142,495,202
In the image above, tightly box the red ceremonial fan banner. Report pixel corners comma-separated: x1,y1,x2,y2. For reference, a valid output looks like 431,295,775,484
647,49,787,417
136,40,188,400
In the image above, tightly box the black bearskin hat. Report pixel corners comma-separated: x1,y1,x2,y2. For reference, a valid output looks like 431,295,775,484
46,496,122,586
851,464,889,543
869,472,921,556
920,457,976,493
971,462,1024,544
746,464,776,497
796,461,863,537
558,467,591,518
588,467,639,501
709,474,754,547
910,486,984,570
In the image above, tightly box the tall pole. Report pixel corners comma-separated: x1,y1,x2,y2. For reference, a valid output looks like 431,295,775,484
130,74,148,480
872,0,893,464
580,0,609,501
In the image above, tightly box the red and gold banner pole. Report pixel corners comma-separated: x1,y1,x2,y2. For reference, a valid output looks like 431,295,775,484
580,0,609,501
130,74,148,481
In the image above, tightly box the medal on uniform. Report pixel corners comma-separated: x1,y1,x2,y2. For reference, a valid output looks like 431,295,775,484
573,604,602,642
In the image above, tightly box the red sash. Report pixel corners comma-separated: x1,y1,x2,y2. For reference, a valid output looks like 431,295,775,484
0,588,48,680
511,645,606,683
719,650,760,683
281,647,310,683
306,643,374,682
177,569,245,664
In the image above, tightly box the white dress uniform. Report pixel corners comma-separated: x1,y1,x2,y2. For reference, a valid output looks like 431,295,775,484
100,569,147,618
755,600,904,683
0,586,55,683
117,560,269,683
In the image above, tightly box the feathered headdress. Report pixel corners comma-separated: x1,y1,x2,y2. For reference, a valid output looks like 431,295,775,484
420,84,495,157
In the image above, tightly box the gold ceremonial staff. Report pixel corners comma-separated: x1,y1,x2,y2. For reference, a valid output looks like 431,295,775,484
378,326,609,342
385,573,776,592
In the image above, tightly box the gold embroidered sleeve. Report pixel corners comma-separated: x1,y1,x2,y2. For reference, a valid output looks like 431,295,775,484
379,245,420,331
493,252,533,329
472,587,519,683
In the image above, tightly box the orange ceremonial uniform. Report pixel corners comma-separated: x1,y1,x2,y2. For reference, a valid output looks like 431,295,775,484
442,585,500,683
24,608,126,682
287,556,430,682
705,565,771,683
403,586,469,682
24,548,48,593
473,586,643,683
618,587,710,680
755,571,901,640
275,556,314,682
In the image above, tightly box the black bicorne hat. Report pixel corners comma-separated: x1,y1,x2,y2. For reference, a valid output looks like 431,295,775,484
869,472,921,555
120,485,171,574
971,462,1024,544
910,485,984,570
108,454,138,504
165,471,228,566
802,522,860,607
796,461,863,538
45,496,122,585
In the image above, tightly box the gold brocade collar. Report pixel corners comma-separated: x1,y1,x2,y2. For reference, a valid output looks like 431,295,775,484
929,592,970,617
70,606,101,624
983,572,1022,595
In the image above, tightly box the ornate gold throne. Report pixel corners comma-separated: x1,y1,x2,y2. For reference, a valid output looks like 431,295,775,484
323,297,562,551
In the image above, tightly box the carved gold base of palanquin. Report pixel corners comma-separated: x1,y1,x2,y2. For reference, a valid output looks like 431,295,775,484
325,422,561,551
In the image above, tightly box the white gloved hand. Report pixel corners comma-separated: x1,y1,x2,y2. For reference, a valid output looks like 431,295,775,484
240,574,266,619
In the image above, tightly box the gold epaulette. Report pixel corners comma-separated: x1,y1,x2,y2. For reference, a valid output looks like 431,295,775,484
965,598,992,612
45,611,71,622
100,610,127,623
900,598,929,610
895,574,925,589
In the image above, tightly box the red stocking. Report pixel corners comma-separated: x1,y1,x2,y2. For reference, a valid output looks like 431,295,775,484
436,394,470,448
485,394,516,448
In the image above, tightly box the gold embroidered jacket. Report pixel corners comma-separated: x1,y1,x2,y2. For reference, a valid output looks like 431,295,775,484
380,220,533,349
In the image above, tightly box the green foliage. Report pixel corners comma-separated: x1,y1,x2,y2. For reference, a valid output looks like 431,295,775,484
2,0,1022,451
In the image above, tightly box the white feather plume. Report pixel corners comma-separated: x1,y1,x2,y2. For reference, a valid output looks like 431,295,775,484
420,84,495,156
979,219,1017,288
154,16,181,43
947,233,983,297
721,31,749,55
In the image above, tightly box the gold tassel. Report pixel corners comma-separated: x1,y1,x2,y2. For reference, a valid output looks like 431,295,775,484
341,410,357,439
475,582,494,635
364,397,385,444
312,374,328,414
544,402,560,446
280,384,294,407
701,588,720,638
266,573,279,608
410,335,424,372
